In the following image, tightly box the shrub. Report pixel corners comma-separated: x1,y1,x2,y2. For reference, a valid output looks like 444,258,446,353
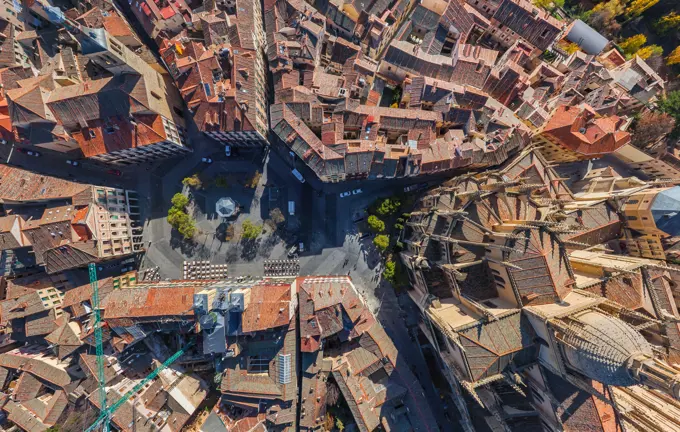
367,215,385,232
242,219,263,239
394,223,404,230
214,176,229,188
373,234,390,252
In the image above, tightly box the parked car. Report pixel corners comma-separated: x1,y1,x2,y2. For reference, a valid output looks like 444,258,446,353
202,157,213,164
0,139,7,145
351,188,363,195
287,245,298,258
18,148,40,157
340,191,351,198
291,168,305,183
66,160,80,166
225,145,232,157
107,169,122,176
404,183,427,192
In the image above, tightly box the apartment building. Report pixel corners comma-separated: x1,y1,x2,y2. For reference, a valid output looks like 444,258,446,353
0,165,143,274
4,16,190,165
159,0,268,147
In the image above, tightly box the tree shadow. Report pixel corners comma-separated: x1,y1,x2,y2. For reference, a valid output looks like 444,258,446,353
169,229,210,259
258,232,281,258
240,238,261,261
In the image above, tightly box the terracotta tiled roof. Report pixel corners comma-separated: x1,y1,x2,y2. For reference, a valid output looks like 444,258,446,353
0,165,92,202
542,104,631,157
241,283,292,333
71,114,168,158
101,286,197,319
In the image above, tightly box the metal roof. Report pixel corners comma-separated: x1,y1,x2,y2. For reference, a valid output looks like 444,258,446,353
566,20,608,55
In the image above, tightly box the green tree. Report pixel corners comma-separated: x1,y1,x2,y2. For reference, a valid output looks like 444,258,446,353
242,219,263,239
373,234,390,252
659,91,680,124
182,174,202,189
619,34,647,57
177,216,196,238
375,198,401,216
336,418,345,432
367,215,385,232
636,45,663,60
383,260,396,284
171,192,189,209
656,12,680,34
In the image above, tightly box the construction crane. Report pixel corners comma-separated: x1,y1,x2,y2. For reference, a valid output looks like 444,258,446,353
89,263,109,432
85,340,195,432
86,263,195,432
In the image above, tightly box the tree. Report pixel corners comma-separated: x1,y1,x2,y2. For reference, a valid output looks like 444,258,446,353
668,46,680,65
336,418,345,432
533,0,563,11
269,208,285,225
177,216,196,238
367,215,385,232
659,91,680,123
383,260,396,284
563,42,580,55
246,171,262,189
625,0,658,18
182,174,202,189
375,198,401,216
656,12,680,34
373,234,390,252
632,112,675,148
326,382,340,406
588,0,623,38
241,219,263,239
619,34,647,57
636,45,663,60
171,192,189,209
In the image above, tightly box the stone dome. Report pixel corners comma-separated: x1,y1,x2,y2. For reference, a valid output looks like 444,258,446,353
559,310,653,386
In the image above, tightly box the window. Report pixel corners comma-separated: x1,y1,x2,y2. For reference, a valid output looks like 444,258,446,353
248,355,270,373
150,91,161,100
627,216,637,221
627,199,639,204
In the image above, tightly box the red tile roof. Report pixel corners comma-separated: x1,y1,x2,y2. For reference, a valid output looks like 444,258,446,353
542,104,631,158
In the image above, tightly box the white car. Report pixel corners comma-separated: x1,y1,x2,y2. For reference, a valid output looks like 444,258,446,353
0,139,7,145
340,191,351,198
201,157,213,164
351,189,363,195
66,160,80,166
